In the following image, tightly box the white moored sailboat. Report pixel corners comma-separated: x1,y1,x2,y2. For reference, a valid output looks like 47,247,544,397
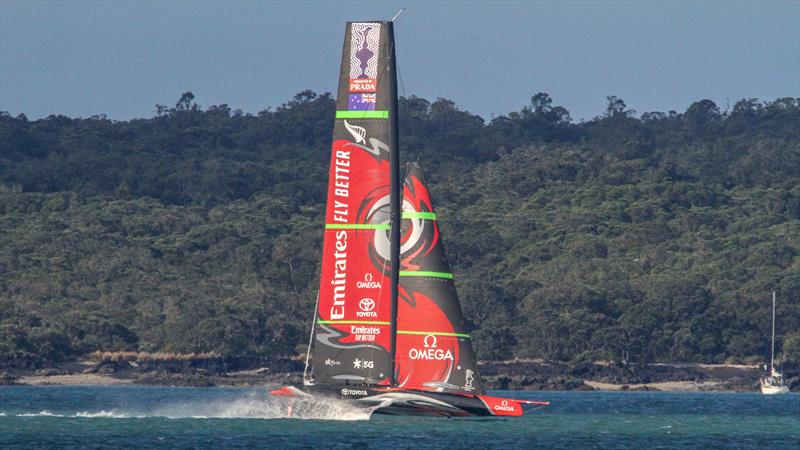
760,291,790,395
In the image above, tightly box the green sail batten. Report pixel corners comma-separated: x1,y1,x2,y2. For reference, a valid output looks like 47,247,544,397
402,211,437,220
325,224,390,230
399,270,453,279
397,330,470,338
317,320,391,325
336,110,389,119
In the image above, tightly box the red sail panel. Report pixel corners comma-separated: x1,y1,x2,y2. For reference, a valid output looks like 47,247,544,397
311,22,395,386
395,163,485,394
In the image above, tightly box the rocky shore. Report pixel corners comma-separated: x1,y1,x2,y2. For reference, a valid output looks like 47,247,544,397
3,356,797,391
478,360,788,392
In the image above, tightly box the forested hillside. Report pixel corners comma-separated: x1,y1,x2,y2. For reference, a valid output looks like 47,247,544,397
1,91,799,369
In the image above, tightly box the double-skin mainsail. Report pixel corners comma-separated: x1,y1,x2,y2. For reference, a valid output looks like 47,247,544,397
310,20,482,395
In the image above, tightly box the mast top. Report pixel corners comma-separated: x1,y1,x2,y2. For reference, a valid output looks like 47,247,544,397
391,9,405,22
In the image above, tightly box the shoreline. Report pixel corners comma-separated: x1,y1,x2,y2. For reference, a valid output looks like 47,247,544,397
11,374,735,392
583,380,723,392
2,359,785,392
15,374,134,386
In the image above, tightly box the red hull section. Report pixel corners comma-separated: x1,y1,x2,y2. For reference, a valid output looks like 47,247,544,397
474,394,548,417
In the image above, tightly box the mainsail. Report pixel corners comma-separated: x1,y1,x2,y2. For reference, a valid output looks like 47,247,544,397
276,19,550,417
311,21,399,386
310,22,482,394
396,163,485,394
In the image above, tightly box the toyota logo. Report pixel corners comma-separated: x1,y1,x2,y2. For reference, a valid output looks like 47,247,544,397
359,298,375,312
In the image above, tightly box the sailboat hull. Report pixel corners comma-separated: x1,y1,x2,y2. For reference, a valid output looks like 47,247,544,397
270,385,547,417
760,384,790,395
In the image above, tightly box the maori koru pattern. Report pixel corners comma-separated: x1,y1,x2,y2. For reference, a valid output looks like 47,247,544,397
349,22,381,79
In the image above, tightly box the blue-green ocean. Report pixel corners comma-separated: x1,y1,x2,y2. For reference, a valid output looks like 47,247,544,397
1,386,798,449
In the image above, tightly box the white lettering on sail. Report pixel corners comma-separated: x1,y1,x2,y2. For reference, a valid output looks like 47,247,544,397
333,150,351,223
351,326,380,335
356,273,381,289
330,230,348,319
353,358,374,369
352,325,379,342
356,297,377,318
408,334,454,360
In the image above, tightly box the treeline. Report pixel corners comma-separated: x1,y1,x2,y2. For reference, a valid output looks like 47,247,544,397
1,91,798,369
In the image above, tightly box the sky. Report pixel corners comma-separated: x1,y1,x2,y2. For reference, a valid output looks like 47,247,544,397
1,1,798,122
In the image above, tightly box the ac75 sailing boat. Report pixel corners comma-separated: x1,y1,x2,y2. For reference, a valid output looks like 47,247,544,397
270,19,548,417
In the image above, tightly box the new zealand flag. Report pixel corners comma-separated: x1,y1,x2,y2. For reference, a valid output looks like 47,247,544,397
348,93,377,111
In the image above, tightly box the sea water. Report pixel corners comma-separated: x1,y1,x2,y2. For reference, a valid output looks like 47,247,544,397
1,386,798,449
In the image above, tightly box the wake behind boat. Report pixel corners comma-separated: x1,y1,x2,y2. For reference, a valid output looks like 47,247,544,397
270,19,548,417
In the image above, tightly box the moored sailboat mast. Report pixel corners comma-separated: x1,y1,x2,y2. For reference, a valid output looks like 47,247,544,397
770,291,776,372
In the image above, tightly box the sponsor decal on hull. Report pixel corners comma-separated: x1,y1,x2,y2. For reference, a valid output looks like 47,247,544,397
341,388,368,396
478,395,524,417
494,400,514,412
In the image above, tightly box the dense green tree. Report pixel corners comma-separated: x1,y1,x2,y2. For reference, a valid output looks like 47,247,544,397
0,93,798,368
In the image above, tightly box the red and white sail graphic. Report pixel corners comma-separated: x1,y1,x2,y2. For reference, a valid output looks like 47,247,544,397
395,163,485,394
311,22,394,386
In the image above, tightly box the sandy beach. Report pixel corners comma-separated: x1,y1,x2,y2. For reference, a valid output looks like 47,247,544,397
583,380,723,391
16,374,133,386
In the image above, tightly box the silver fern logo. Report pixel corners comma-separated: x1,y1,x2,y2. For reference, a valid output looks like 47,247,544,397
344,120,366,144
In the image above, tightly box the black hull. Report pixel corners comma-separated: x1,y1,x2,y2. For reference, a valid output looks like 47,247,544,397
270,385,539,417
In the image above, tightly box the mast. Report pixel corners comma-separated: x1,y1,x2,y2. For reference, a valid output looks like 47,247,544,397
770,291,776,372
387,20,400,387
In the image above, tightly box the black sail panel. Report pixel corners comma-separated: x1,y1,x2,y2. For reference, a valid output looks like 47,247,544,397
395,163,485,395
